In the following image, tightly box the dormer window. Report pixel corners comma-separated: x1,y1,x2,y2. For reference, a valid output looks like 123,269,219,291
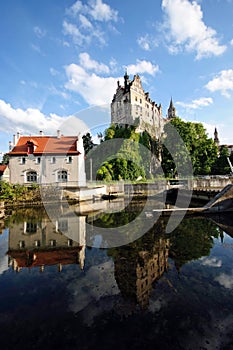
67,156,72,164
26,139,38,155
27,141,34,154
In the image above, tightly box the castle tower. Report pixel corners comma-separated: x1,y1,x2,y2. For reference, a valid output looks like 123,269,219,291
214,127,220,146
167,98,176,119
111,72,164,139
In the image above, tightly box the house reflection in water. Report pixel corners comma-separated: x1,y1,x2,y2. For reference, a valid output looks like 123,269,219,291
7,214,86,272
113,237,170,309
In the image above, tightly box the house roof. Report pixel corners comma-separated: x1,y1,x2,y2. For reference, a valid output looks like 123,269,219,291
0,165,7,174
9,136,81,156
8,247,83,268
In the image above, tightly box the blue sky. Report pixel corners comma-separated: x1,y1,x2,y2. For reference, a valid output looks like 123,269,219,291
1,0,233,155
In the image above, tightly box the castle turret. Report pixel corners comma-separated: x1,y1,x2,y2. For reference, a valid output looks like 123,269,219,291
214,127,220,146
124,70,130,92
167,98,176,119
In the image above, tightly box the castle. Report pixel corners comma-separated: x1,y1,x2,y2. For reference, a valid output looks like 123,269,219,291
111,72,175,139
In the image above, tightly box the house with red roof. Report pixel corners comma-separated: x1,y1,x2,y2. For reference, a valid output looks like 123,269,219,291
8,130,86,187
0,164,9,182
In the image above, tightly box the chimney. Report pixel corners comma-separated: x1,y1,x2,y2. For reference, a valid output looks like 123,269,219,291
39,130,44,136
9,141,13,151
57,130,61,139
13,134,16,146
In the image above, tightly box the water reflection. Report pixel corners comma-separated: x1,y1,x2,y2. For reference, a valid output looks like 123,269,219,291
111,237,170,309
1,203,233,349
6,207,86,272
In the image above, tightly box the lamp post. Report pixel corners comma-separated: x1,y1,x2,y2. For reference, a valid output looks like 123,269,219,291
90,158,92,182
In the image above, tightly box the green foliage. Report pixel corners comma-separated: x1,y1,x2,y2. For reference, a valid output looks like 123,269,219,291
0,182,40,202
0,181,14,200
211,145,231,175
82,132,94,155
0,153,9,165
96,125,146,181
162,117,218,176
169,217,220,270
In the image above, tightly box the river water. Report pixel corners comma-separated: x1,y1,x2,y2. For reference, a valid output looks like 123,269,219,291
0,199,233,350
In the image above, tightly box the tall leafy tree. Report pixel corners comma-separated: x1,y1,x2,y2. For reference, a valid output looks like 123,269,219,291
211,145,231,175
0,153,9,165
96,125,146,181
162,117,218,176
82,132,94,155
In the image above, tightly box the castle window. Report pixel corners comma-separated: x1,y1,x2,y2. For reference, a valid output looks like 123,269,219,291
58,219,68,232
21,157,26,164
57,170,68,182
19,240,25,248
25,222,37,233
26,171,37,183
34,240,41,247
67,239,73,247
51,157,56,164
135,96,137,101
140,99,142,104
50,239,56,247
36,157,41,164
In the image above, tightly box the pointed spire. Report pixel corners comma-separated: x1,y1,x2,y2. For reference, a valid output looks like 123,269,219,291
169,97,174,108
214,127,220,146
168,97,176,119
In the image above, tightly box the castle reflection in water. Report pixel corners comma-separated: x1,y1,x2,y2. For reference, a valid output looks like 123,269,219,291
114,237,170,309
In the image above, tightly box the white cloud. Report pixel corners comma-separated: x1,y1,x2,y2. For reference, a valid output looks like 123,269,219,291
66,0,84,16
200,257,222,267
126,59,159,76
68,260,119,324
161,0,226,59
33,26,46,38
89,0,118,22
137,34,159,51
65,63,118,105
230,38,233,46
176,97,213,109
0,99,68,135
63,20,90,46
79,52,110,74
215,271,233,289
138,35,151,51
31,44,42,55
64,55,160,106
64,0,119,47
67,0,118,22
50,67,59,76
205,69,233,97
79,14,93,29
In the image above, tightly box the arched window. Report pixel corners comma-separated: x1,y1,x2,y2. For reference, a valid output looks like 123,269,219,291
57,170,68,182
26,171,37,183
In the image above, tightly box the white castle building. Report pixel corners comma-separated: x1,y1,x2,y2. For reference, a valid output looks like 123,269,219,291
111,72,166,139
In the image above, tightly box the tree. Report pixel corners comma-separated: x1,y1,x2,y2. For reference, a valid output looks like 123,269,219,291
211,145,231,175
95,125,146,181
0,153,9,165
82,132,94,155
162,117,218,176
